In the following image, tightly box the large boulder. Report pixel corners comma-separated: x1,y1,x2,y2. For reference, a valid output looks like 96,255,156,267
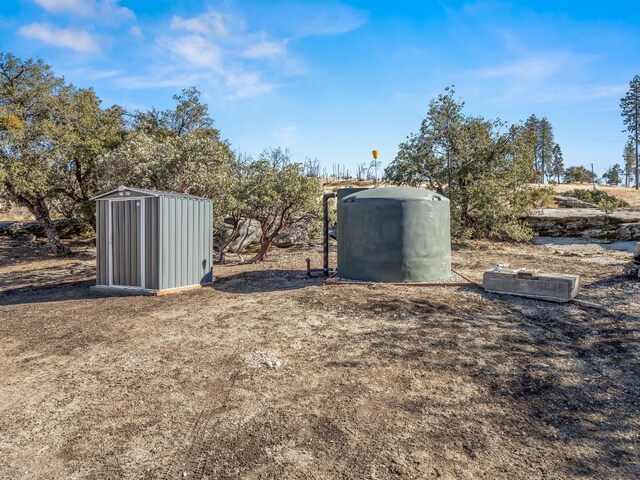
214,217,313,253
0,219,91,239
273,223,305,248
273,217,316,248
214,218,261,254
524,208,640,240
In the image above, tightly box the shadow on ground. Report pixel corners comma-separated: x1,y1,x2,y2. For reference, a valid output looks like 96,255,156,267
0,279,98,306
212,269,323,294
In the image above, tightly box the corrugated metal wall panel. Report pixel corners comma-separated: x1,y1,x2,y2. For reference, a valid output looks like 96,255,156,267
144,197,159,290
181,200,188,286
96,200,108,285
206,200,213,283
156,196,213,290
112,199,141,286
187,201,193,285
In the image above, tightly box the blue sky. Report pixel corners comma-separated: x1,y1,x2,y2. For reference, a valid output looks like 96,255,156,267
1,0,639,177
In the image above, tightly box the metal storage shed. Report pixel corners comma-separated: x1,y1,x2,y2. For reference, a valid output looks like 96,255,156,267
91,186,213,295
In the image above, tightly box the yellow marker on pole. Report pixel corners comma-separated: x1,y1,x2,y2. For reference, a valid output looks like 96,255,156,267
371,150,378,185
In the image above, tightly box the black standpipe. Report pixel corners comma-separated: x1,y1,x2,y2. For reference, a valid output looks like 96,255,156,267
322,192,336,276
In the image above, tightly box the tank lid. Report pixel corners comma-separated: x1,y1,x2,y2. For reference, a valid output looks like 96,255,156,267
341,186,447,202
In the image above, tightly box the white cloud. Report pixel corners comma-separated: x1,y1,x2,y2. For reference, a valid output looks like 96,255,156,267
475,54,573,82
129,25,142,38
109,4,365,101
286,2,367,37
170,10,227,36
98,0,135,23
33,0,93,16
32,0,134,23
18,23,100,53
223,69,277,99
243,40,288,59
67,68,119,80
162,35,223,69
512,83,628,103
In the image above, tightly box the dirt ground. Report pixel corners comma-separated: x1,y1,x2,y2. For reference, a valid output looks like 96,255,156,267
1,237,639,479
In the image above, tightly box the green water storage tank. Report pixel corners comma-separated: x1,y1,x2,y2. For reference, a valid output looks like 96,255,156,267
337,187,451,282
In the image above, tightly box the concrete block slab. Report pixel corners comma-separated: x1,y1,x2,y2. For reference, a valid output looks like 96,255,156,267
483,270,580,303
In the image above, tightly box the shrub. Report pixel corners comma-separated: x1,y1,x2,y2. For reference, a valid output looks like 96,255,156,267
564,189,629,208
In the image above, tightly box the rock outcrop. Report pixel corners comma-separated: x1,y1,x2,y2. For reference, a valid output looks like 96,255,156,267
624,243,640,278
0,219,91,239
524,208,640,240
553,196,596,209
214,217,313,254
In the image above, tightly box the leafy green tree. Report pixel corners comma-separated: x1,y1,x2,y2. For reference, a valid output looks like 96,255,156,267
97,130,235,202
214,158,254,264
524,114,540,180
0,52,68,252
602,164,623,186
563,165,597,184
100,87,236,247
242,159,322,262
132,86,219,140
48,87,126,225
0,52,127,250
385,88,539,241
550,143,564,183
538,117,554,183
623,140,634,187
620,75,640,189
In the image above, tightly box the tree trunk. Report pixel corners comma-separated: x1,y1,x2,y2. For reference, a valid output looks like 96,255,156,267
217,221,242,264
246,216,287,264
31,194,69,254
247,238,273,263
635,127,639,190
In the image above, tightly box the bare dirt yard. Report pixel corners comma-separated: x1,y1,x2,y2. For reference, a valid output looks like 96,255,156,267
1,237,639,479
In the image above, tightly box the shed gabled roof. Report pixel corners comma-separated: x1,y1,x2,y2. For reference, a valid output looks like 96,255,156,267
91,186,210,201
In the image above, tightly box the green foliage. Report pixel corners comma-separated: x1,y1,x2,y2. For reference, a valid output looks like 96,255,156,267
132,87,219,140
523,115,558,183
564,188,629,208
602,164,623,186
597,194,624,214
97,87,235,237
384,87,539,242
529,186,555,208
551,143,564,183
241,158,323,262
0,51,62,199
623,140,634,187
538,117,554,183
97,130,235,223
0,51,71,252
563,165,597,184
620,75,640,189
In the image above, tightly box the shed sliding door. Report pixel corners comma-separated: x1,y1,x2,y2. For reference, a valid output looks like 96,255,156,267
110,200,142,287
